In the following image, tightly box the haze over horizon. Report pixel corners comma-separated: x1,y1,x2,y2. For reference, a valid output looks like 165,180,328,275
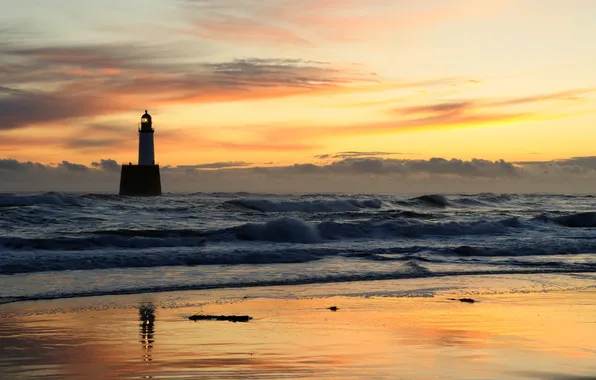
2,0,596,193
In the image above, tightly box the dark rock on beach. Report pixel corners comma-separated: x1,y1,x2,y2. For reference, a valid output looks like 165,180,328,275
189,314,253,323
448,298,477,303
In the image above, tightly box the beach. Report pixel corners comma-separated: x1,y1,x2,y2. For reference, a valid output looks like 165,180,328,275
2,273,596,379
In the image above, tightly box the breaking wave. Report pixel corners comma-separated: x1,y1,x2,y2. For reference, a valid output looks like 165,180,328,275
552,212,596,228
0,215,554,251
233,216,523,243
408,194,450,208
0,192,73,207
3,239,596,275
225,198,383,212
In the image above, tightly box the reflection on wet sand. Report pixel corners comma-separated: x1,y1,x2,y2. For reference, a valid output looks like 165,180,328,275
0,288,596,379
139,303,155,378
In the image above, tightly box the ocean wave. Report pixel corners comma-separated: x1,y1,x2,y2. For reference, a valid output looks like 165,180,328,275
225,198,383,212
1,244,451,274
531,212,596,228
6,210,591,253
81,193,124,200
86,228,209,238
234,216,523,243
448,242,596,257
408,194,450,208
235,217,323,243
2,238,596,275
0,192,75,207
0,235,207,251
475,194,514,203
553,212,596,228
1,216,526,250
0,248,337,275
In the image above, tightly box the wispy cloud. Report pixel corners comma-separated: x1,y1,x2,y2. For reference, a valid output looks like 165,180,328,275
179,161,252,169
316,151,403,159
400,102,474,116
0,37,376,130
0,89,129,131
246,86,595,147
181,0,511,45
487,88,595,107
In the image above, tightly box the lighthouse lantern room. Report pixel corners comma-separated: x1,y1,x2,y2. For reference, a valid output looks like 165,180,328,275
138,110,155,166
119,110,162,196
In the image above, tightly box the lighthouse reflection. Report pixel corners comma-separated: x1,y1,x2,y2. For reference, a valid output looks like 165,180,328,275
139,303,156,378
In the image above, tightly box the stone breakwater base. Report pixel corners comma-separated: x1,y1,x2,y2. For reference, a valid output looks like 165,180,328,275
119,164,162,196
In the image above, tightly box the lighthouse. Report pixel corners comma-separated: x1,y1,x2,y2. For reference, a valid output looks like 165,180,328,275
119,110,162,196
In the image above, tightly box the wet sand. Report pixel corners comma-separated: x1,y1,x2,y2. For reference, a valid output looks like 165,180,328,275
1,275,596,379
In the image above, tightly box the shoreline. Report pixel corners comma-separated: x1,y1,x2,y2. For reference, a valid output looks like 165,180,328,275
2,273,596,379
3,269,596,308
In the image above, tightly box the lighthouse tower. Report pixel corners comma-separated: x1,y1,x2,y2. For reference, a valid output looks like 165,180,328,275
138,110,155,165
119,110,162,196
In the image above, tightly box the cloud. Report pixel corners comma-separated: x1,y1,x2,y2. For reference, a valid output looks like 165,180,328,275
0,120,138,156
0,89,127,131
515,156,596,176
205,140,318,152
4,24,588,156
555,156,596,170
240,84,593,147
316,151,403,159
0,158,47,172
187,14,313,47
292,87,594,140
181,0,511,45
487,88,595,107
272,157,520,178
178,161,252,169
57,161,89,172
64,138,131,150
0,34,375,130
7,155,596,194
388,87,596,133
400,102,473,116
91,159,120,172
513,371,596,380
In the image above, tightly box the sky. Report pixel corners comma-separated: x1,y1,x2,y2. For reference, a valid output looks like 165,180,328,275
1,0,596,193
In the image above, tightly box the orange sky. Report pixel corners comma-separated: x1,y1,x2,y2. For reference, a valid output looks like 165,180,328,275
1,0,596,168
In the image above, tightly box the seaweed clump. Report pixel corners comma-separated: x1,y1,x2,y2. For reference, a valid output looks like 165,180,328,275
448,298,477,303
189,314,253,323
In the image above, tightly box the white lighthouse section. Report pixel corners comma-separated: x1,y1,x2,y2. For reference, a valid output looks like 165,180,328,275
138,132,155,165
138,110,156,166
119,110,162,196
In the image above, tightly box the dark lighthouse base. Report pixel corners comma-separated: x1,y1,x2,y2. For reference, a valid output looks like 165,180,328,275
119,165,162,196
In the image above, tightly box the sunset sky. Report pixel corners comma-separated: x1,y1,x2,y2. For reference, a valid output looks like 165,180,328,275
1,0,596,192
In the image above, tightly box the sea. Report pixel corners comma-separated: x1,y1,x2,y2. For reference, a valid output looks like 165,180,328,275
2,192,596,305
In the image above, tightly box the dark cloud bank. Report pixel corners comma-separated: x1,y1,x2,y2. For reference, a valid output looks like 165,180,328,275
1,156,595,194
